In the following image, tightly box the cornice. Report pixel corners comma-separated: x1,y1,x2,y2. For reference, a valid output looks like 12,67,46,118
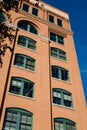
15,10,73,36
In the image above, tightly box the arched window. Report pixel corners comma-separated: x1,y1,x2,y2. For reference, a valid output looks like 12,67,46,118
53,89,73,108
52,66,70,82
9,77,34,98
14,54,36,71
18,35,36,50
3,108,33,130
51,47,67,61
54,118,76,130
18,21,38,35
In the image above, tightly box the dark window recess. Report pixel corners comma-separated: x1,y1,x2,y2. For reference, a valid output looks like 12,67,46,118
52,66,69,82
57,19,62,27
32,8,38,16
18,21,38,35
49,15,54,23
22,3,29,12
50,32,64,45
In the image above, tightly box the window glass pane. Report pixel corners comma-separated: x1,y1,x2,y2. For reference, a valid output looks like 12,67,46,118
18,36,27,47
23,81,33,97
6,111,17,122
58,35,64,44
64,100,72,107
59,50,66,60
61,69,68,81
57,19,62,27
3,122,16,130
49,15,54,23
20,124,31,130
30,24,38,34
50,32,56,42
53,91,61,105
66,123,76,130
53,97,61,105
26,58,35,71
52,66,59,78
22,3,29,12
10,85,20,94
54,122,63,130
32,8,38,16
19,22,28,30
14,54,24,67
27,38,36,50
51,48,58,57
21,115,27,123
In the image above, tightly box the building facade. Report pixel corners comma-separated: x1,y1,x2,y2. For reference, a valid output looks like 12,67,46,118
0,0,87,130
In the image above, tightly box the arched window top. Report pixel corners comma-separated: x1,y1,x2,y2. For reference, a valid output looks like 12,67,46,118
3,108,33,130
54,118,76,130
18,20,38,35
52,65,68,71
15,53,35,60
54,118,75,124
6,108,33,115
18,35,36,50
53,88,71,95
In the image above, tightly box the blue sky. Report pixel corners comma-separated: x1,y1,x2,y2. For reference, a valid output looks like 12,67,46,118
43,0,87,103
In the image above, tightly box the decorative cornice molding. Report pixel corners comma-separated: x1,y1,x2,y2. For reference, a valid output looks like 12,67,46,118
13,10,73,36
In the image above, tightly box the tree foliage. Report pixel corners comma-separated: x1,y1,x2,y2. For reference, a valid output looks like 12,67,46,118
0,0,20,67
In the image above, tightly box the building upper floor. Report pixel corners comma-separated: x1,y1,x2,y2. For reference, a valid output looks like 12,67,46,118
15,0,72,32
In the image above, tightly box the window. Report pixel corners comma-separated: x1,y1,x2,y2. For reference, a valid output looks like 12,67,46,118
57,19,62,27
49,15,54,23
9,77,34,98
53,89,73,108
32,8,38,16
50,32,64,45
18,36,36,50
54,118,76,130
0,12,6,22
52,66,70,82
18,21,38,35
51,47,67,61
14,54,35,71
22,3,29,12
3,108,33,130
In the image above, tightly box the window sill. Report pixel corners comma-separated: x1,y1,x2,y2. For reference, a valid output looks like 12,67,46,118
51,56,68,63
16,44,37,53
13,65,36,74
52,77,71,84
53,103,75,111
8,92,35,101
